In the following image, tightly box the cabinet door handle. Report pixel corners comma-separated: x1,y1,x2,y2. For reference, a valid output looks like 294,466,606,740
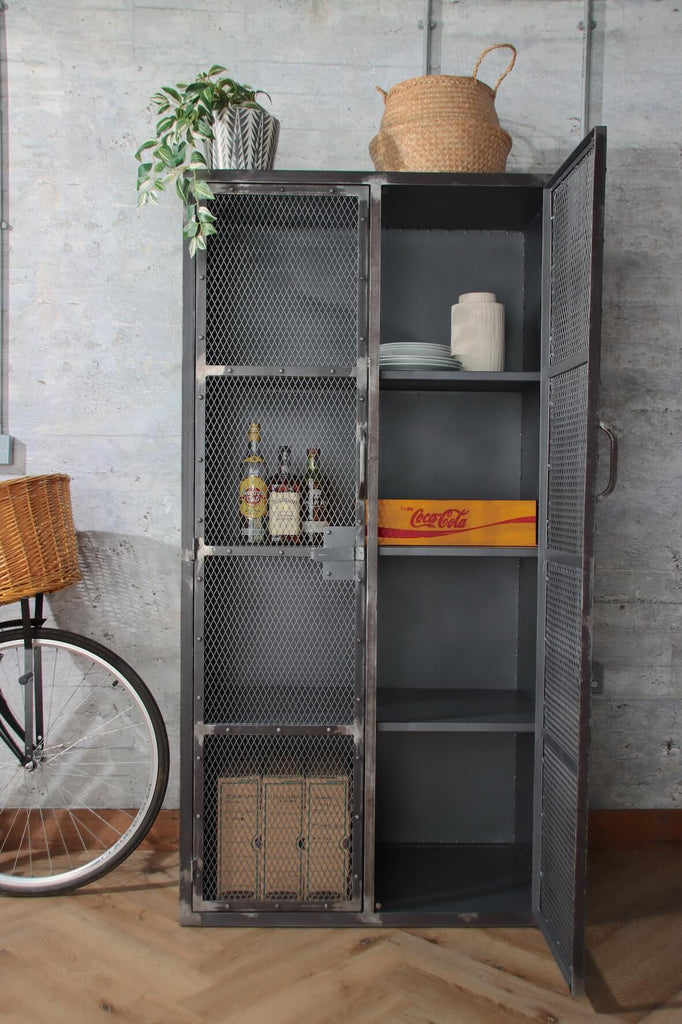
358,428,367,500
597,421,618,500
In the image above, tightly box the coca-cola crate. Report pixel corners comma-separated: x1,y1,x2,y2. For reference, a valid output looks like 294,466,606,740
377,499,537,546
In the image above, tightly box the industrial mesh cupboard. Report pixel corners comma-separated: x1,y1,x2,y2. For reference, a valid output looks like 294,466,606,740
180,128,607,995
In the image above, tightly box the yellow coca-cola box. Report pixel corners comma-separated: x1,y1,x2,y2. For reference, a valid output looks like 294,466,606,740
376,499,537,547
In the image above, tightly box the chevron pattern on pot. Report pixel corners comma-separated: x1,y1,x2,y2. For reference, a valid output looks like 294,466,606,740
206,107,280,170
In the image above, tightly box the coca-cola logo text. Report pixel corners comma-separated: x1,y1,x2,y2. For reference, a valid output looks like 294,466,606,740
409,507,469,530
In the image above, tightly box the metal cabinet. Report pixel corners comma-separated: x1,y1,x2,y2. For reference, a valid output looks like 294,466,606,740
180,129,606,996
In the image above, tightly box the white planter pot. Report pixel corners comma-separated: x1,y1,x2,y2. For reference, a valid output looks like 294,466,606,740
205,107,280,171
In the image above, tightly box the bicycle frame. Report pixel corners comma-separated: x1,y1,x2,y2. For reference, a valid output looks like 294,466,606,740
0,594,46,768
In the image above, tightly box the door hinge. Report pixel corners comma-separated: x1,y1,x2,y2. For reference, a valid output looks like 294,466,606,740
309,526,363,580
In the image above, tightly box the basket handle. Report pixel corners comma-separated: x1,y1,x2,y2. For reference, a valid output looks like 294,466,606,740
472,43,517,95
375,85,388,103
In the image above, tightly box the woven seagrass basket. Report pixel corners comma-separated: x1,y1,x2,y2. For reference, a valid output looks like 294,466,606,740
370,118,512,174
370,43,516,173
0,474,82,604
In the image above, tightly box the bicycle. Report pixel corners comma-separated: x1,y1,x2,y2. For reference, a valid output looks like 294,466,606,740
0,474,169,895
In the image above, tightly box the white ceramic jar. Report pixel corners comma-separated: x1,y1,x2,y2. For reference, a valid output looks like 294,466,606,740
451,292,505,371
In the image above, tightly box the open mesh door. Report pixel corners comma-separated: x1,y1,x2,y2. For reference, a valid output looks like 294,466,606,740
533,128,606,993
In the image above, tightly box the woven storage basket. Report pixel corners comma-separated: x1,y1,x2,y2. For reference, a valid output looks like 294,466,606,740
369,118,512,174
370,43,516,173
0,474,82,604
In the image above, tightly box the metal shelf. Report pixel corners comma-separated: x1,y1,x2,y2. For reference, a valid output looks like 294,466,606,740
374,842,532,917
376,687,535,732
379,370,540,391
378,545,537,557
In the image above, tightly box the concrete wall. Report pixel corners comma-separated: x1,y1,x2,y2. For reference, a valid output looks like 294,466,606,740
1,0,680,808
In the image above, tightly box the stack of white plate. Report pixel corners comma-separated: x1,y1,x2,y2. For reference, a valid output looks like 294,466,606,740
379,342,463,370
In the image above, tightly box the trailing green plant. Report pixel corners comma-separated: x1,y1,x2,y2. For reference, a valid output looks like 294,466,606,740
135,65,271,256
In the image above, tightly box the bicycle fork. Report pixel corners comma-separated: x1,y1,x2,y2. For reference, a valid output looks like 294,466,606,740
0,595,44,770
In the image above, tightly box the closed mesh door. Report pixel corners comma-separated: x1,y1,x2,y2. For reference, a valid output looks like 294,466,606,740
534,129,605,993
205,190,361,366
202,555,356,725
191,185,368,914
201,734,358,907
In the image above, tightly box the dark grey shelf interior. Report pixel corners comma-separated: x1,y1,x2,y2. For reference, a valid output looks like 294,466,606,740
377,687,535,731
375,843,532,915
379,370,540,391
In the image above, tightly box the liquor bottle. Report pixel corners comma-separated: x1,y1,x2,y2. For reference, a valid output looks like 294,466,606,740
301,447,329,543
238,422,268,544
268,445,301,545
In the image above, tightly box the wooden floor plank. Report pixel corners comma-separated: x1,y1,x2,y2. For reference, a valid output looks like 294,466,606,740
0,848,680,1022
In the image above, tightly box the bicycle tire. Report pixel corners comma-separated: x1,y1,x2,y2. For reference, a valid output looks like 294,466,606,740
0,628,169,895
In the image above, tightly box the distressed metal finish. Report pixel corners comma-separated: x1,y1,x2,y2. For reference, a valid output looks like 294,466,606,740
186,183,369,918
179,148,605,982
533,128,607,995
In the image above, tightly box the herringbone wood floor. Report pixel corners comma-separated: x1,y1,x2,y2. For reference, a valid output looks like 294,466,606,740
0,848,680,1023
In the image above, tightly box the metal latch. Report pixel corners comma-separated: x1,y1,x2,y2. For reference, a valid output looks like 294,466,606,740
309,526,363,580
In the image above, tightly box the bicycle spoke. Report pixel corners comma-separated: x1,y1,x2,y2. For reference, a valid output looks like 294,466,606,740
38,807,54,876
0,805,22,855
40,705,141,765
51,805,74,870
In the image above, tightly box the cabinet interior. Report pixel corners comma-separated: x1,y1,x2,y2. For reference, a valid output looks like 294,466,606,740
380,183,543,370
373,182,543,916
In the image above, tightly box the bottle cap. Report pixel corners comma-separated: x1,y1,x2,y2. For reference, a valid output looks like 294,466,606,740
248,422,261,442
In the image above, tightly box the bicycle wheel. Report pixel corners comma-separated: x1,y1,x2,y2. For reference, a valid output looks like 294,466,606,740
0,628,169,895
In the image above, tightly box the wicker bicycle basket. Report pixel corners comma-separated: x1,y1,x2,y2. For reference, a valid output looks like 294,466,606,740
0,474,82,604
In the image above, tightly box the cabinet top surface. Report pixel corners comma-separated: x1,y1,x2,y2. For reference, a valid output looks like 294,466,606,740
198,169,548,189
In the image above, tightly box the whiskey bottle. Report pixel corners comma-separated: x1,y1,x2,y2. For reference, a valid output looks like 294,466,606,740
238,422,268,544
301,447,329,543
268,445,301,545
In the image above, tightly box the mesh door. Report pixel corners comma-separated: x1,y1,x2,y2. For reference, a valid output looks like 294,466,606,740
548,146,595,367
538,743,578,964
205,191,362,366
203,555,356,725
534,129,606,994
547,365,588,555
201,733,358,907
203,375,357,547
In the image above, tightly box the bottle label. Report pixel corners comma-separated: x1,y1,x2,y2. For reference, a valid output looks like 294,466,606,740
239,476,267,519
269,491,300,536
302,484,328,533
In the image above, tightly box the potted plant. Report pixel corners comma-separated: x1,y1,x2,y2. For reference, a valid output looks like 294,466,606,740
135,65,280,256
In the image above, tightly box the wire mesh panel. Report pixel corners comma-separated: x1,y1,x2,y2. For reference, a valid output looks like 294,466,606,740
547,364,588,555
534,129,605,993
203,375,357,547
538,742,578,980
543,562,582,755
205,190,362,366
549,146,595,367
203,555,356,725
201,733,357,907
